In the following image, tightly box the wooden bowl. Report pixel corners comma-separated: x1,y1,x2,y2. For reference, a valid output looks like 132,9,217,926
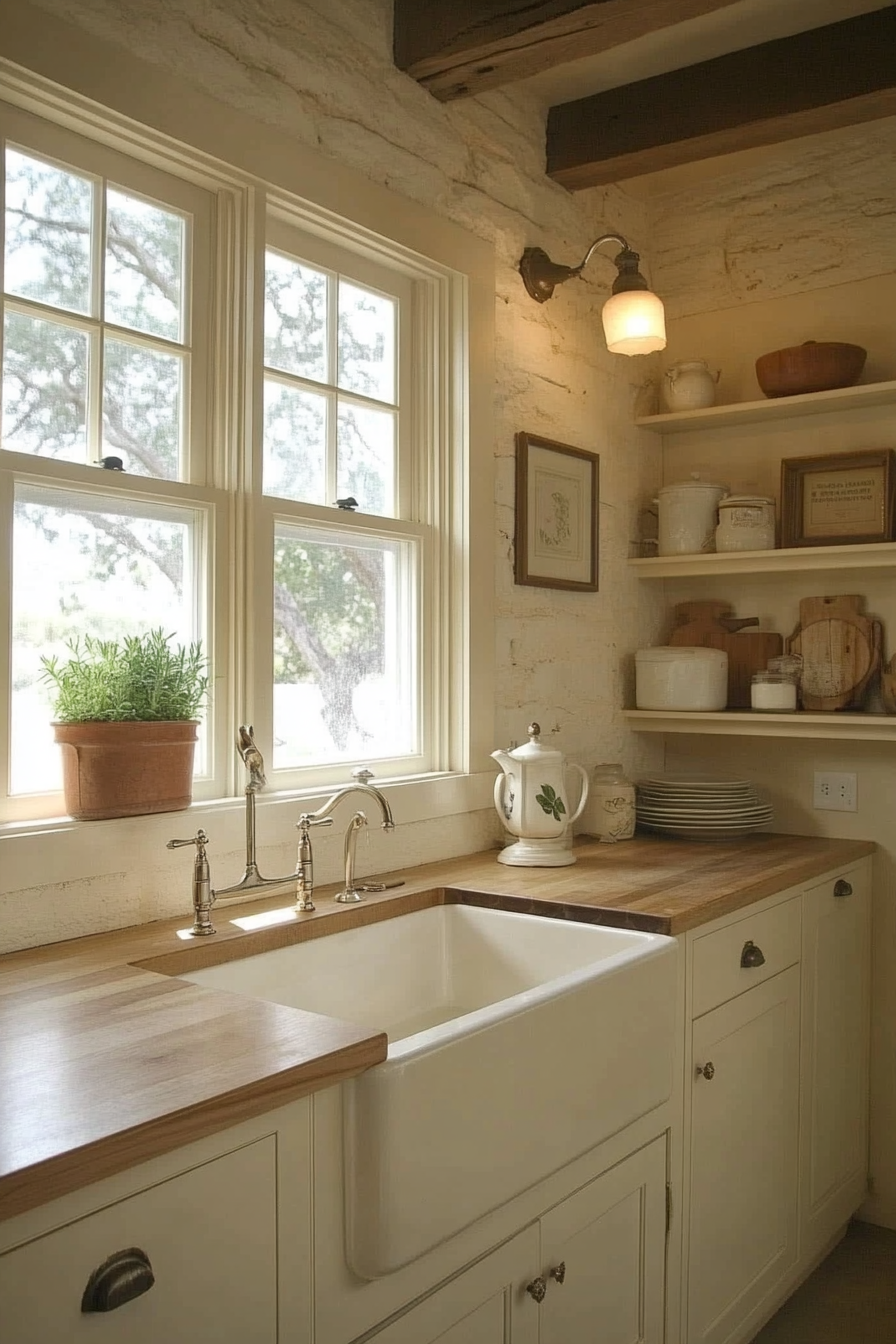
755,341,866,398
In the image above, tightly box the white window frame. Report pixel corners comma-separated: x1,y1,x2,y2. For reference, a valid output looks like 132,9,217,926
0,21,494,878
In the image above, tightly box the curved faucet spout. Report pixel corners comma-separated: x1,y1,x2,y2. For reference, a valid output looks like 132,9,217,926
302,781,394,832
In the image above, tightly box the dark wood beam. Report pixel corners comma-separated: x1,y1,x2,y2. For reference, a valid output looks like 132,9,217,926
394,0,743,102
547,6,896,189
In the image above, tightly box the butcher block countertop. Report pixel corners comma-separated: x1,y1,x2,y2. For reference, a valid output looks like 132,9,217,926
0,831,874,1222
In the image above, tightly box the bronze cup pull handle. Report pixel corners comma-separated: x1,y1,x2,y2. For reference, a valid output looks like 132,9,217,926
741,940,766,969
81,1248,155,1313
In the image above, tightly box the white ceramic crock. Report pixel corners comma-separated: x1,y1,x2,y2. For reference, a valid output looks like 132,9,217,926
662,360,720,412
715,495,776,552
635,647,729,711
656,478,729,556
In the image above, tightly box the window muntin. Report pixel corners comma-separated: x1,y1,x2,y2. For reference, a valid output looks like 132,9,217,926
2,142,192,482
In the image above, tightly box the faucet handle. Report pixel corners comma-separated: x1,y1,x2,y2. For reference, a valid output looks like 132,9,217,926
167,829,209,858
297,814,334,831
351,766,375,784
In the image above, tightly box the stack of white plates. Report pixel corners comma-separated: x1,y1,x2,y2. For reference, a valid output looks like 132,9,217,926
635,773,773,841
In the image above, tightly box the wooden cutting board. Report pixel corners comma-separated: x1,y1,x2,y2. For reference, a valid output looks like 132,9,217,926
668,600,783,709
787,595,881,711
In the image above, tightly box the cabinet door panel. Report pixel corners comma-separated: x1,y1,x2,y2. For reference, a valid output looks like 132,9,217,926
687,967,800,1344
541,1136,667,1344
801,864,871,1255
367,1228,538,1344
0,1139,277,1344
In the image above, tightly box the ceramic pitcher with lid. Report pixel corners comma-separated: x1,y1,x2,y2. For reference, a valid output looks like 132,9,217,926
663,359,720,412
492,722,589,867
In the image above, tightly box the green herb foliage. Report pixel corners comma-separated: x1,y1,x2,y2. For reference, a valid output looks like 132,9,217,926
40,630,209,723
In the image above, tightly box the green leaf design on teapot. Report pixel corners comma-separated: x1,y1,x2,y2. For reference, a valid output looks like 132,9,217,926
535,783,566,820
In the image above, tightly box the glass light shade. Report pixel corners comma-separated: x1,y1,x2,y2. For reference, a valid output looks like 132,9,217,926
601,289,666,356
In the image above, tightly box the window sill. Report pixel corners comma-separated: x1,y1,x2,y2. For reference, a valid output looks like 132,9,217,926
0,771,496,894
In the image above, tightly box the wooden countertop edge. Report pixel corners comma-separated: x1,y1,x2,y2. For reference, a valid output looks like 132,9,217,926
0,1032,386,1223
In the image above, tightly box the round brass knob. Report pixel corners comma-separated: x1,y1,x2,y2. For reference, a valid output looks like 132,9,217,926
697,1061,715,1081
834,879,853,898
550,1262,567,1285
526,1277,547,1303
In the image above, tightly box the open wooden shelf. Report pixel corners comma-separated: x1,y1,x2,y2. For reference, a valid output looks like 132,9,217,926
635,379,896,435
624,710,896,741
629,540,896,579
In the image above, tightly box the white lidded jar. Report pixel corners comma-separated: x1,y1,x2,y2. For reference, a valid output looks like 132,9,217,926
635,647,729,711
662,359,720,412
657,476,729,556
715,495,776,552
588,763,636,844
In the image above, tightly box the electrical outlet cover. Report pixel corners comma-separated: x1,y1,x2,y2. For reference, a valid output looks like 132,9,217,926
813,771,858,812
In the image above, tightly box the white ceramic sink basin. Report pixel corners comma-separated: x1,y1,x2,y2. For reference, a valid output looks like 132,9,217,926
180,900,677,1277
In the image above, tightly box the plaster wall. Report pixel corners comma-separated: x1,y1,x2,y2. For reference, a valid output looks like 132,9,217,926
0,0,664,951
648,118,896,1226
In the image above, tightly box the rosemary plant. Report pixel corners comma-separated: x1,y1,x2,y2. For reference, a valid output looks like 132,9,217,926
40,630,209,723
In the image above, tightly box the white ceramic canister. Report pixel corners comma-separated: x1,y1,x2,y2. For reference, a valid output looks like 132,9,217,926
662,359,720,412
635,646,729,711
656,477,729,556
715,495,776,552
588,763,636,843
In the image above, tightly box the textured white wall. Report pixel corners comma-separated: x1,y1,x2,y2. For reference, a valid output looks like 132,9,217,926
650,118,896,1228
0,0,665,950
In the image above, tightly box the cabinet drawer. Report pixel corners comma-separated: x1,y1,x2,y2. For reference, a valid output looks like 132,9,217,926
0,1138,277,1344
691,896,801,1018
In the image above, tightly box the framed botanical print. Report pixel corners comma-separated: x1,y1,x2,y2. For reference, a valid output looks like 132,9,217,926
514,432,599,591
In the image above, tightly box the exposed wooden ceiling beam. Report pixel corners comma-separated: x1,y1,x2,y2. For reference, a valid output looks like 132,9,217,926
394,0,743,102
547,6,896,189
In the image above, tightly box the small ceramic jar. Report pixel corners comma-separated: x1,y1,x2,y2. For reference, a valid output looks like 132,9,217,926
715,495,776,552
662,360,720,412
588,764,636,844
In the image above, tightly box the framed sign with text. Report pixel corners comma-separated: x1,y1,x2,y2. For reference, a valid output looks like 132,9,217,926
781,450,896,548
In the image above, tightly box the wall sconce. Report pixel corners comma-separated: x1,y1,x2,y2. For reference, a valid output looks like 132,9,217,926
519,233,666,356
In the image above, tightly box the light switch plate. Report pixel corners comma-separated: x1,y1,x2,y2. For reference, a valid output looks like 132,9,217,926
813,771,858,812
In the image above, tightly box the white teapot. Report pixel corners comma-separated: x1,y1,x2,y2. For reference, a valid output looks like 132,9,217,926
492,723,589,867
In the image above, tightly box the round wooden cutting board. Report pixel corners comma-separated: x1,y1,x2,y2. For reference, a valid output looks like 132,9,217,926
787,596,881,711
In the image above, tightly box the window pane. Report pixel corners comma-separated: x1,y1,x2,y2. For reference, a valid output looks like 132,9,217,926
105,189,184,341
4,148,93,315
11,487,201,795
337,401,395,516
103,336,182,479
338,280,395,403
263,380,328,503
264,251,327,382
2,310,89,461
273,526,416,769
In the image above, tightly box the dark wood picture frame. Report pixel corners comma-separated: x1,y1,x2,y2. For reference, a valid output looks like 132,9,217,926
780,449,896,549
514,432,599,591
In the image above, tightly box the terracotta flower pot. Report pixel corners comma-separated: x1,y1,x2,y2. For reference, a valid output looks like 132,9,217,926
53,720,199,821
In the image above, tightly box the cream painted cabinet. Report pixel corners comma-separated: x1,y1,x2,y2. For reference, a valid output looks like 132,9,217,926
367,1137,668,1344
678,858,872,1344
365,1229,540,1344
0,1138,278,1344
686,965,801,1344
540,1136,667,1344
800,863,872,1260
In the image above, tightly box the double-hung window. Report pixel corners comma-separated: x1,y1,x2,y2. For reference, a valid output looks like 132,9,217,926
0,105,218,819
256,219,426,787
0,91,464,824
